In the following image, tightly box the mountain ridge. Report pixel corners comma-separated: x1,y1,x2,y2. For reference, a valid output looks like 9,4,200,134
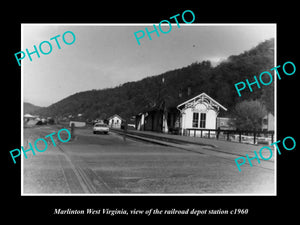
35,38,274,120
24,102,44,114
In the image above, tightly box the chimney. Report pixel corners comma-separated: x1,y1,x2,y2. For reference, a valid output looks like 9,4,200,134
187,87,191,96
179,88,182,98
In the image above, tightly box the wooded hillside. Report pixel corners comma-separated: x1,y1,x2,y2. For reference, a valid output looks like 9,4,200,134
35,38,274,120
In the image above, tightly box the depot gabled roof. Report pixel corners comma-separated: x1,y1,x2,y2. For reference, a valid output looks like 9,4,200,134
107,114,123,120
177,92,227,111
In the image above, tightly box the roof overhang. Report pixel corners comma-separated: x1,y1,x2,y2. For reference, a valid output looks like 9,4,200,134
177,92,227,111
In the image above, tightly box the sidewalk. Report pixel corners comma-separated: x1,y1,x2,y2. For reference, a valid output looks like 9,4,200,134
111,128,276,162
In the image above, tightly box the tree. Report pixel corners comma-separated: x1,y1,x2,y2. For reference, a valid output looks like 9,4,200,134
260,83,274,114
233,100,267,130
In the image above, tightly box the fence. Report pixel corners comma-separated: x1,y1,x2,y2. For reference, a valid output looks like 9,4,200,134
182,128,274,145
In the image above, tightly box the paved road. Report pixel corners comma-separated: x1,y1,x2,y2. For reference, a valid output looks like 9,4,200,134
22,125,275,194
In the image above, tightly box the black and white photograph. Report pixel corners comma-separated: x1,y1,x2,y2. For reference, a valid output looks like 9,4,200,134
4,4,299,221
21,24,276,195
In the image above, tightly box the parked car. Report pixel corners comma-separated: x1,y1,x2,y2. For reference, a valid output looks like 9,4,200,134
93,123,109,134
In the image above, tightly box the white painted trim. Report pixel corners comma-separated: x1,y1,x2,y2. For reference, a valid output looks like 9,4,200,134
177,92,227,111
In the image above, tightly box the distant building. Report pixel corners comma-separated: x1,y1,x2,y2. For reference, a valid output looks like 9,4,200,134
108,114,123,129
24,113,36,120
216,117,236,130
24,114,38,126
262,113,274,131
69,121,86,127
177,93,227,135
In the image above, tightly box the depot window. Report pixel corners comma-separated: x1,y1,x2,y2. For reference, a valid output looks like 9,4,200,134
200,113,206,128
192,113,199,128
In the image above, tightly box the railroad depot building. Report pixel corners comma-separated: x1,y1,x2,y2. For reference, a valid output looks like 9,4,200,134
136,92,228,135
177,93,227,135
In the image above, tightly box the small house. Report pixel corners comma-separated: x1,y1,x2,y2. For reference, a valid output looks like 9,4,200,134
24,114,38,126
108,114,123,129
69,121,86,127
216,117,236,130
262,113,274,131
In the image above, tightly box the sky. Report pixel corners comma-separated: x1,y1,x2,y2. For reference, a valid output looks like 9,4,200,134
22,24,276,107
